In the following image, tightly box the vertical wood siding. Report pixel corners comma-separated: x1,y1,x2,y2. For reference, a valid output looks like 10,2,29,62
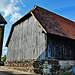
38,34,75,60
47,34,75,60
6,16,46,61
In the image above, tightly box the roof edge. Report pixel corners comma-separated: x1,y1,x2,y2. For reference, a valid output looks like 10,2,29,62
12,5,37,26
0,14,7,24
34,5,75,24
31,12,47,33
32,5,75,40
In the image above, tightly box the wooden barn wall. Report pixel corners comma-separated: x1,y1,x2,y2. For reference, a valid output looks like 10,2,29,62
6,16,46,61
48,34,75,60
38,34,75,60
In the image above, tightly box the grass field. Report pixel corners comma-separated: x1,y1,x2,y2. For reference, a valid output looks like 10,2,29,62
55,72,72,75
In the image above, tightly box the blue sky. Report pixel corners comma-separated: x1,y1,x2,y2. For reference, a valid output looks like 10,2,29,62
0,0,75,57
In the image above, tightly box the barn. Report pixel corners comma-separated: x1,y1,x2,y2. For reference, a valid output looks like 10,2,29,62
5,6,75,74
0,14,7,60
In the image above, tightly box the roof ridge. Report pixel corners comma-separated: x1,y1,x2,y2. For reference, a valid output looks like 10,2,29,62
35,5,75,24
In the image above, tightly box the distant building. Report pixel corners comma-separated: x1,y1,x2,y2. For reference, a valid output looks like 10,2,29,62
0,14,7,60
5,6,75,74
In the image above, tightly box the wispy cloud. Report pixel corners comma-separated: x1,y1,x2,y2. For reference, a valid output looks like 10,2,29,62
0,0,22,22
10,13,22,22
2,42,7,57
20,0,25,7
2,49,7,57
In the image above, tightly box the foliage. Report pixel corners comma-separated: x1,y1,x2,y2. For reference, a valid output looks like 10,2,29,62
1,55,6,62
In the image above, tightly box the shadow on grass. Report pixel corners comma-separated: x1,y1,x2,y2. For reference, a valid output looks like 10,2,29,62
55,72,72,75
0,71,39,75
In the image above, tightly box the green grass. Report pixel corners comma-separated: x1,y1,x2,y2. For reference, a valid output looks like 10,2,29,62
55,72,72,75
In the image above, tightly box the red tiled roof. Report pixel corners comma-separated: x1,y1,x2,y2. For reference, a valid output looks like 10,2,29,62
32,6,75,40
6,5,75,47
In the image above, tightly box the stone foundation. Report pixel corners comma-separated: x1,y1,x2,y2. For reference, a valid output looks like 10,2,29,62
5,59,75,74
4,60,35,73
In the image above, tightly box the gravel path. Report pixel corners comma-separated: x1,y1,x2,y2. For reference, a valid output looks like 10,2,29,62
0,66,41,75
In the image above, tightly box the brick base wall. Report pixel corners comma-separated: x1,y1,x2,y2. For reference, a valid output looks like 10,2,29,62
5,59,75,74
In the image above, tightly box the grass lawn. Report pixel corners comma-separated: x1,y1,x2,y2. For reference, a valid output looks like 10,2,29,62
55,72,72,75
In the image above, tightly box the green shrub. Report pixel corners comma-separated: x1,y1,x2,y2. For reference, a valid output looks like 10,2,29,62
1,55,6,62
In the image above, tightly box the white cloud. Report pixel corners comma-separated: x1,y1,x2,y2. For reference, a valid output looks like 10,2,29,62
10,0,15,3
4,4,20,17
3,42,6,48
2,49,7,57
2,42,7,57
20,0,25,7
10,13,22,22
0,0,24,57
0,0,22,22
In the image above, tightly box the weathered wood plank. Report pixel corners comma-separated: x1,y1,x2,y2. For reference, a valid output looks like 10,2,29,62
6,16,46,61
